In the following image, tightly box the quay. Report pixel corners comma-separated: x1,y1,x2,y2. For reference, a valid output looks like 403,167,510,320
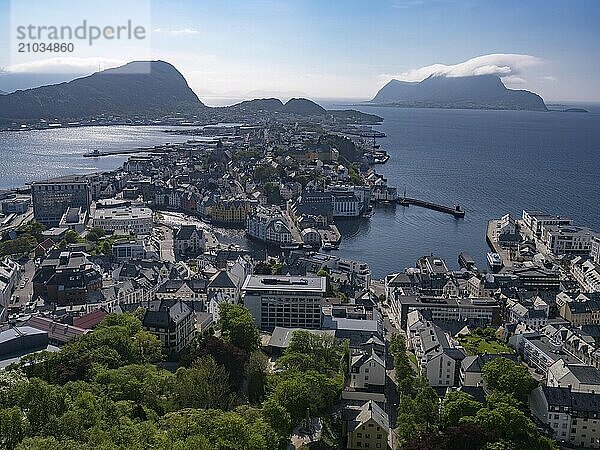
83,146,174,158
397,197,465,218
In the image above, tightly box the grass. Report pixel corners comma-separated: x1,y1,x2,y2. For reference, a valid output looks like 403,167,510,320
459,334,513,356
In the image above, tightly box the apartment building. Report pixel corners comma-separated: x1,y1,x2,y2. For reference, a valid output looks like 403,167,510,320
31,175,92,227
241,275,326,330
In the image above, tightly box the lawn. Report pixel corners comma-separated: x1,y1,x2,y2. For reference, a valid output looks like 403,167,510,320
459,332,513,356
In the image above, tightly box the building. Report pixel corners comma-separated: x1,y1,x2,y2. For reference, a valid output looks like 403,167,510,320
210,198,255,226
541,225,598,257
592,236,600,265
297,253,372,289
391,294,500,329
156,278,207,303
58,206,88,233
32,250,102,306
506,297,549,330
522,210,573,239
513,332,582,376
0,258,22,318
407,311,467,387
173,225,205,257
246,206,295,246
560,298,600,326
342,400,391,450
92,204,153,235
572,257,600,293
1,197,30,215
31,175,92,227
349,349,386,391
548,361,600,393
530,385,600,448
241,275,326,330
142,299,195,355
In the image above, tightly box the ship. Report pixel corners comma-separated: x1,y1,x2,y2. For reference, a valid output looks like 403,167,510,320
486,252,503,272
458,251,478,272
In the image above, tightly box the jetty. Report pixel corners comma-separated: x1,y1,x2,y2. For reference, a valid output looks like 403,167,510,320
83,145,175,158
397,194,465,218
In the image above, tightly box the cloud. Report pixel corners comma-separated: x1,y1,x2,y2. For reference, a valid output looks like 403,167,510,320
4,57,124,74
153,27,199,36
380,53,543,82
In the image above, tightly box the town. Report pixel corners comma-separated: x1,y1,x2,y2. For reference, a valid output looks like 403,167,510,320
1,116,600,450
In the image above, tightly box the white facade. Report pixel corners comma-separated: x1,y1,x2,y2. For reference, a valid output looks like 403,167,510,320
241,275,326,330
0,258,22,318
349,350,386,390
572,257,600,293
93,205,153,235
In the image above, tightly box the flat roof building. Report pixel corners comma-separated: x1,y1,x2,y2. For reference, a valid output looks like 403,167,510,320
31,175,92,227
242,275,326,331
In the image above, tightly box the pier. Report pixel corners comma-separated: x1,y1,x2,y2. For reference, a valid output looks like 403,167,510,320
83,146,174,158
397,197,465,218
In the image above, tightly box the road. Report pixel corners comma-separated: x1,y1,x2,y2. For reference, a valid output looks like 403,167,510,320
156,226,174,262
10,258,35,310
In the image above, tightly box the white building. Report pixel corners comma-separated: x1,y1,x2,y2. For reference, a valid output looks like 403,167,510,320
541,225,598,257
92,205,153,235
522,210,573,238
547,361,600,394
241,275,326,330
349,349,386,390
246,206,294,246
571,257,600,293
0,258,22,319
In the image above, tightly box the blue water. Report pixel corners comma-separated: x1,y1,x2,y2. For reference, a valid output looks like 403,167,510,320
1,108,599,278
0,125,196,189
331,105,600,276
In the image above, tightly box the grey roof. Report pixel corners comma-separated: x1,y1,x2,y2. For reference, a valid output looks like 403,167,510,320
343,400,389,433
143,300,192,329
209,270,237,289
542,386,600,413
242,275,326,293
174,225,202,241
569,365,600,385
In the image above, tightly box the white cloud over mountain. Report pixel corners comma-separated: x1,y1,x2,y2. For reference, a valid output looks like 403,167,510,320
380,53,543,82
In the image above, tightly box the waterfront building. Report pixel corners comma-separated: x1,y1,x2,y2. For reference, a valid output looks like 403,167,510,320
592,236,600,265
530,386,600,448
0,197,30,215
31,175,92,227
92,204,153,235
241,275,326,331
522,210,573,239
541,225,599,257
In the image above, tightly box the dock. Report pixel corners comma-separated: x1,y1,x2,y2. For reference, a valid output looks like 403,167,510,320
83,146,174,158
397,197,465,218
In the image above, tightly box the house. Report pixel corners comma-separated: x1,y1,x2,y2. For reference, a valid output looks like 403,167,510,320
155,278,207,303
142,300,195,355
506,297,549,330
173,225,205,257
0,258,22,316
547,360,600,393
72,309,109,329
23,316,89,346
349,349,386,391
530,385,600,448
342,400,391,450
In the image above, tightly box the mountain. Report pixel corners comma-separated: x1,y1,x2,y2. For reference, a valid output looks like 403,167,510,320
229,98,284,111
0,90,7,95
371,74,547,111
0,60,203,121
280,98,327,115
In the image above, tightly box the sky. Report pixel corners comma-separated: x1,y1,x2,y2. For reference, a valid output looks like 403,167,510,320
0,0,599,104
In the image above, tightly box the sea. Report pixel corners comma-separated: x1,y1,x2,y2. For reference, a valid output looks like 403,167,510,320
1,104,599,278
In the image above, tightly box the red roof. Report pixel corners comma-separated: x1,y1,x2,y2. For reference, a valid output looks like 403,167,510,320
73,309,109,329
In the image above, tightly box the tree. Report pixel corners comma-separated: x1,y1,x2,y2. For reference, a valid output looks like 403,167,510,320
482,358,537,404
64,230,80,244
189,336,249,389
246,351,269,403
218,304,260,353
277,330,344,376
0,407,28,450
172,356,237,410
440,391,482,428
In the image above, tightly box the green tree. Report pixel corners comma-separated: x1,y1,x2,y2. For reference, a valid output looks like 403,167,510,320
172,356,237,410
277,330,344,376
440,391,482,428
246,351,269,403
482,358,537,403
0,407,28,450
64,230,80,244
218,304,260,353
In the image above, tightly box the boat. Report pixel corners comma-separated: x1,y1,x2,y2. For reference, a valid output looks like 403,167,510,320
487,252,503,272
458,251,478,272
280,243,300,250
83,149,101,157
